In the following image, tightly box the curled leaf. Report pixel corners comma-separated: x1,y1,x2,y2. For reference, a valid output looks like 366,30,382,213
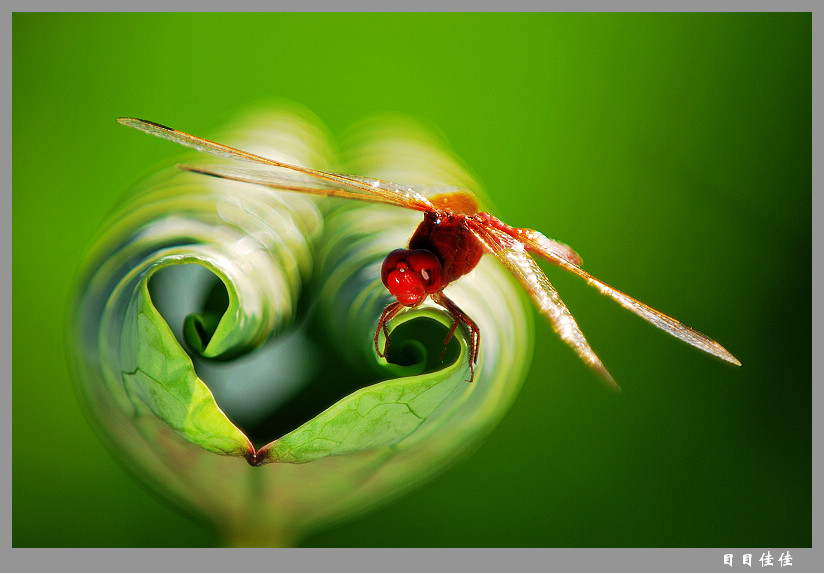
67,105,533,546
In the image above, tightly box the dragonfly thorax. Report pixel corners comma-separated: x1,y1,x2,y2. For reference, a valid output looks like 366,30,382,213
381,248,444,306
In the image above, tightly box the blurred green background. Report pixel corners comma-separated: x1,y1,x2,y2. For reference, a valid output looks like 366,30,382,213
13,13,810,547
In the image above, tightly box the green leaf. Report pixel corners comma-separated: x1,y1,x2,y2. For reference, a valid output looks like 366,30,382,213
120,255,252,456
263,309,469,463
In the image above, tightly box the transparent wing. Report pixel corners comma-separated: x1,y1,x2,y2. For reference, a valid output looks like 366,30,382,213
117,117,436,212
498,221,742,367
474,212,583,267
179,164,404,208
340,178,470,205
467,220,618,388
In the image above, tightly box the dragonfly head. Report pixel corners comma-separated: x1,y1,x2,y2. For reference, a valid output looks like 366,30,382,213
381,248,444,306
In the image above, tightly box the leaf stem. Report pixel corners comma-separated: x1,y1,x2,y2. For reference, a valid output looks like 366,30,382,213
220,527,297,548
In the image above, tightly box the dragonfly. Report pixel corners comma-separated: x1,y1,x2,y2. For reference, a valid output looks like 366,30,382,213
117,117,741,386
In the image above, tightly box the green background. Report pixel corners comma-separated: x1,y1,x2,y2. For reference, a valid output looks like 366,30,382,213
13,13,810,547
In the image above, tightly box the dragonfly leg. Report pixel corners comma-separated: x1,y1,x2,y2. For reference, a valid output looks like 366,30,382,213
374,301,405,359
431,292,480,383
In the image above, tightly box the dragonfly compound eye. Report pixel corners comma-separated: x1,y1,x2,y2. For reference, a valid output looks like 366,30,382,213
381,248,444,306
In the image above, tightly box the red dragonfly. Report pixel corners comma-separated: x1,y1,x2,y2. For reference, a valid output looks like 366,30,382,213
118,117,741,386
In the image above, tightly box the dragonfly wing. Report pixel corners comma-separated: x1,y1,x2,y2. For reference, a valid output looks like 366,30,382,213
468,220,617,387
569,264,740,366
515,231,741,366
180,163,408,208
403,183,465,197
118,117,435,212
474,213,583,266
509,228,583,267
